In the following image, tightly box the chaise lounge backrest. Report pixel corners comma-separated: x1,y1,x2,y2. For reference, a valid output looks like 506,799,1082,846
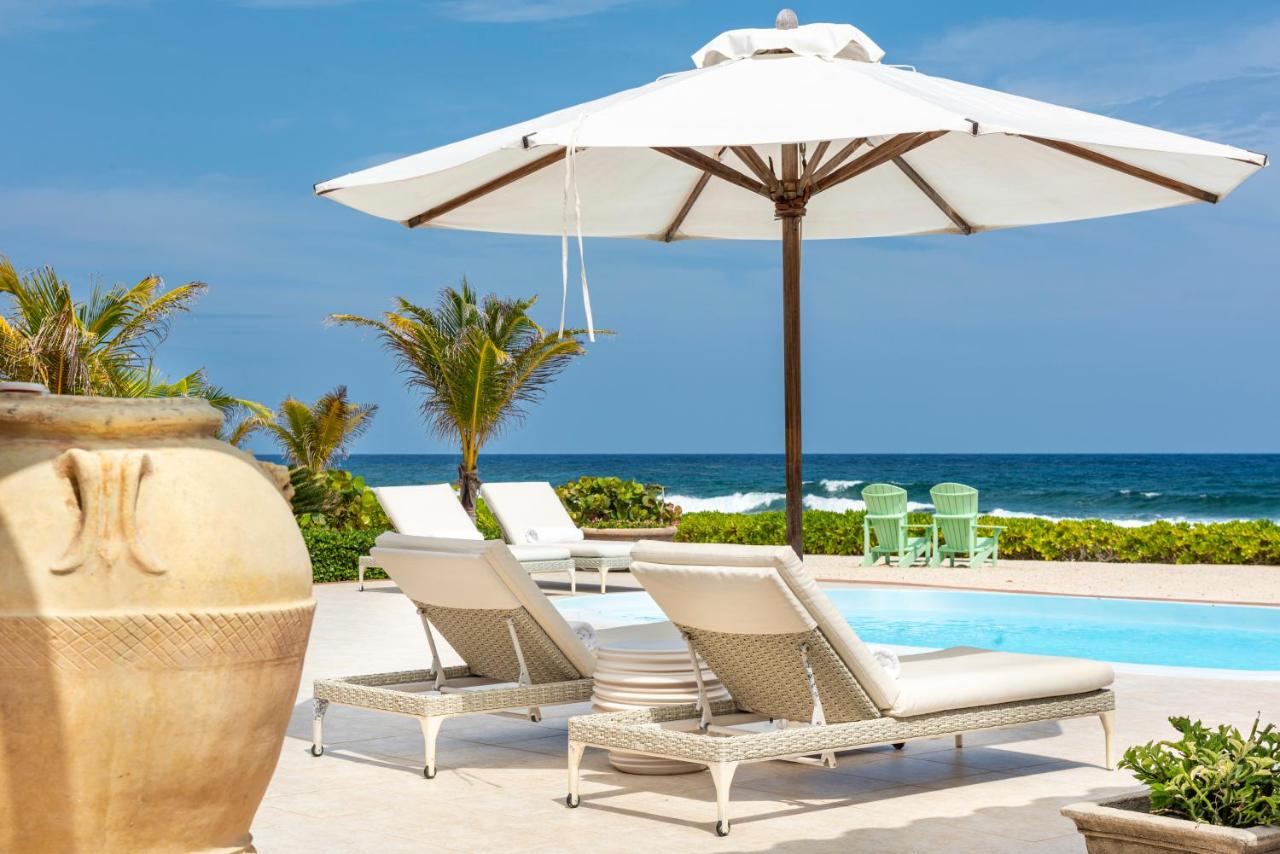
372,484,484,539
630,541,901,723
371,534,594,683
479,482,583,545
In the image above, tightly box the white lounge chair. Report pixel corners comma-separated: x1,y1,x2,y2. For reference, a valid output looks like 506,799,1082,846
566,541,1117,836
313,534,599,778
480,482,633,593
356,484,575,591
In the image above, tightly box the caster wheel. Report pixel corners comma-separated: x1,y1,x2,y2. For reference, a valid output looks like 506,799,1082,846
566,794,580,808
530,714,542,723
715,820,730,837
310,745,323,757
423,767,436,779
892,742,905,751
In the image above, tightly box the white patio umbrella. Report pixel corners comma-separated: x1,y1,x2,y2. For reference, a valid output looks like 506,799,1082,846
316,10,1267,555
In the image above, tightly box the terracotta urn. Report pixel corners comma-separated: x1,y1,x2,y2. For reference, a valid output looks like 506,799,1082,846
0,394,315,853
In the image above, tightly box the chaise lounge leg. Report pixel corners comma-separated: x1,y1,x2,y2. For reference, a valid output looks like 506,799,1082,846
566,741,585,807
954,733,963,749
708,760,738,836
1099,710,1115,770
311,699,329,756
568,567,576,595
599,567,608,594
420,716,444,779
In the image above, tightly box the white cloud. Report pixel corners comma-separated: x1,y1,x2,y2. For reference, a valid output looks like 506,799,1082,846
0,0,149,35
439,0,633,24
908,16,1280,109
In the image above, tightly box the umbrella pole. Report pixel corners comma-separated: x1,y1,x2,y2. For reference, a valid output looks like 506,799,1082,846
780,143,805,556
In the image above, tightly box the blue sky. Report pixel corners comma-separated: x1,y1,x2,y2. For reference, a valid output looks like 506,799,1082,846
2,0,1277,454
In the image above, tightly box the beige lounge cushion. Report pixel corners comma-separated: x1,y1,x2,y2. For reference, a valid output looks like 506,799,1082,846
890,647,1115,717
371,534,595,678
508,543,574,562
479,482,579,545
630,541,900,711
567,540,633,559
373,484,483,540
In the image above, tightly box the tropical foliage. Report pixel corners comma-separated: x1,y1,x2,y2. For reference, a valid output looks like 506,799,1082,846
0,255,205,395
330,280,594,515
238,386,377,471
1120,716,1279,827
557,476,681,528
0,256,263,434
674,510,1280,564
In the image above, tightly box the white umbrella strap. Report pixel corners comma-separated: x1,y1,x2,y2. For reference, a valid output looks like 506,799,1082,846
560,116,595,342
682,631,713,730
505,616,533,686
419,607,446,691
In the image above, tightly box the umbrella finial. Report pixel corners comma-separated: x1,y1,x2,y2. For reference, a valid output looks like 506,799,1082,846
775,8,799,29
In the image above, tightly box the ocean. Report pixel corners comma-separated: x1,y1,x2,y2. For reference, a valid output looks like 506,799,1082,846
300,453,1280,526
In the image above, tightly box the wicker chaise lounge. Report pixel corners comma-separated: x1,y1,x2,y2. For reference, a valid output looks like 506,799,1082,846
355,484,575,591
480,482,634,593
313,534,597,778
566,541,1117,836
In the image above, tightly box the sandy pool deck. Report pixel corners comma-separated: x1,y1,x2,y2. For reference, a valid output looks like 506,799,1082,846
805,556,1280,605
250,569,1280,852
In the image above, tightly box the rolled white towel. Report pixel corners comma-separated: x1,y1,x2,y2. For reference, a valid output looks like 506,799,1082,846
868,644,901,679
526,526,585,544
568,620,598,651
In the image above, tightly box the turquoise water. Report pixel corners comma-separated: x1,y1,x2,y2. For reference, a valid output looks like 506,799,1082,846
554,588,1280,671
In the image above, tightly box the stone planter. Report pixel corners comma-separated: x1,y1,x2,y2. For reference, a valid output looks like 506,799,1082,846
0,394,315,853
581,525,678,542
1062,792,1280,854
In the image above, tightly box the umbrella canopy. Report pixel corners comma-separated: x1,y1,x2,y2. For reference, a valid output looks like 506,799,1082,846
317,11,1267,553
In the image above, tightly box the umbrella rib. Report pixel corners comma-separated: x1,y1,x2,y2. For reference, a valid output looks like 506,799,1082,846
662,147,726,242
403,148,569,228
798,140,832,190
806,138,867,188
893,156,973,235
812,132,944,195
730,146,781,193
1026,137,1219,204
653,147,770,198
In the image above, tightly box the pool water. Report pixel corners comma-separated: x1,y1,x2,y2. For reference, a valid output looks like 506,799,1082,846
555,588,1280,671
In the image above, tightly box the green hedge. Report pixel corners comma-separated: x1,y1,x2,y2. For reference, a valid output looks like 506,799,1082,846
674,510,1280,565
304,504,1280,583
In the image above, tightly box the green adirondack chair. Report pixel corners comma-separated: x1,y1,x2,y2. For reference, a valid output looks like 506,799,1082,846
929,482,1004,567
860,483,934,567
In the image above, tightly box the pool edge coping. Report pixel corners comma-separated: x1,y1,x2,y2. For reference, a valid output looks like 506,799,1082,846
818,578,1280,608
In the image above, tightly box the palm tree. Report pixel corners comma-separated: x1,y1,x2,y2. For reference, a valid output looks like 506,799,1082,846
240,386,377,471
0,256,207,395
330,281,594,516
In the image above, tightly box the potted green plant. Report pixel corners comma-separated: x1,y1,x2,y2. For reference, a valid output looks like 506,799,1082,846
1062,716,1280,853
557,476,681,541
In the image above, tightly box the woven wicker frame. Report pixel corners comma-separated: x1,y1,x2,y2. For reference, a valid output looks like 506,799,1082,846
679,623,880,724
315,667,593,718
570,689,1114,764
567,689,1116,834
313,666,594,777
415,602,582,684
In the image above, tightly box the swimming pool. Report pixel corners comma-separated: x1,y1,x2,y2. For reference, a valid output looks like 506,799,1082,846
554,588,1280,672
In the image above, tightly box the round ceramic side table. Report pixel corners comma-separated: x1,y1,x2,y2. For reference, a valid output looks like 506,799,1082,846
591,637,731,775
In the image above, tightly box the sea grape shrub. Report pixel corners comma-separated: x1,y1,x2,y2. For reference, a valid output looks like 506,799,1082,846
1119,716,1280,827
293,469,390,531
557,476,681,528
